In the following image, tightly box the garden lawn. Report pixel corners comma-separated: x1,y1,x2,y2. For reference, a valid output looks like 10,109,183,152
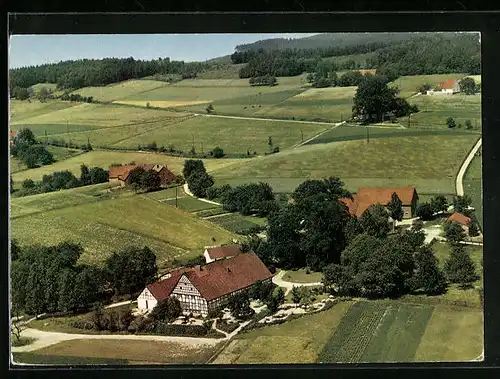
463,154,482,229
283,269,323,284
11,150,243,183
10,193,236,266
211,134,479,194
18,339,220,364
255,86,357,122
110,115,327,155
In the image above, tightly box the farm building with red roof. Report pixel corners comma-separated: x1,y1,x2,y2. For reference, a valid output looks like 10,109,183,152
447,212,472,234
108,163,176,187
427,78,461,95
340,186,419,219
10,130,16,148
203,244,243,263
137,250,273,316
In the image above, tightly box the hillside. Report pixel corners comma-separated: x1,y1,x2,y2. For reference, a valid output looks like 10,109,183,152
233,32,464,52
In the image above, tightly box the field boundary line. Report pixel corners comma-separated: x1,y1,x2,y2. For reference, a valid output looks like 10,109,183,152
293,121,346,149
183,183,222,206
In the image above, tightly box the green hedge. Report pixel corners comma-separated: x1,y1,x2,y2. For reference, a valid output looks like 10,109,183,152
141,322,225,338
216,320,240,334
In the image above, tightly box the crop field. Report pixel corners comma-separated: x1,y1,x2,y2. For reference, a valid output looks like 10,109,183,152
214,301,353,364
255,86,357,122
11,150,242,183
304,124,478,145
405,94,481,129
413,305,483,362
10,192,236,266
318,301,434,363
12,352,128,365
215,299,481,363
211,134,479,194
389,74,467,98
164,196,220,212
181,88,306,116
110,115,327,155
11,102,189,129
71,79,168,103
9,100,80,123
207,213,267,234
22,339,220,365
463,154,482,228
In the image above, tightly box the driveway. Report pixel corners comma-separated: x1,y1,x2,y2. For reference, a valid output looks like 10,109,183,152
456,138,482,196
272,270,322,295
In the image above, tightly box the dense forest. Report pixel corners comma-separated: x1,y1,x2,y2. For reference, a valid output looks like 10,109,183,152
236,34,480,80
9,57,210,92
234,32,464,52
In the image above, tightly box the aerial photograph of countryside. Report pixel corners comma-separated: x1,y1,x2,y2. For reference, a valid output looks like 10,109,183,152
9,32,483,365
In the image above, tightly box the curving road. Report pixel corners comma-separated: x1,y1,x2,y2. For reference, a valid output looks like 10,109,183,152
456,138,482,196
272,270,322,295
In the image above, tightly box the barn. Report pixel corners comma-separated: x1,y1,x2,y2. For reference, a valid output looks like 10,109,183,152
108,163,176,187
137,251,273,316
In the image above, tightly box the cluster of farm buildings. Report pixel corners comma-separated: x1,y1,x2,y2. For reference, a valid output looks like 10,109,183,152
135,184,473,316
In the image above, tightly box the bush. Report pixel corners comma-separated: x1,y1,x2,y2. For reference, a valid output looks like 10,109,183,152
71,320,94,330
216,319,240,334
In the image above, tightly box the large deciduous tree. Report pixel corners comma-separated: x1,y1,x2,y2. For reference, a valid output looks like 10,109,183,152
409,245,446,294
150,297,182,322
444,221,466,244
430,195,448,214
386,192,404,222
352,75,399,123
458,77,478,95
444,244,478,288
359,204,391,239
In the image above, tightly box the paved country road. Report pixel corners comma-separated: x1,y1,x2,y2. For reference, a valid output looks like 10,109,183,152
456,137,482,196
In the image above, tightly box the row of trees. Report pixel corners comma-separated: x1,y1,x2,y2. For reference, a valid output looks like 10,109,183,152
11,242,158,315
9,57,211,92
60,93,94,103
11,128,55,169
249,75,278,86
16,165,108,197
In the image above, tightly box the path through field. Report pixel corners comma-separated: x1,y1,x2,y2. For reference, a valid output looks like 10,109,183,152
293,121,346,148
183,183,221,206
456,137,482,196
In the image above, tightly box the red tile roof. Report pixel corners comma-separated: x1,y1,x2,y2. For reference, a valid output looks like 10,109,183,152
436,79,458,90
340,186,417,218
146,251,272,302
205,244,242,260
186,252,273,301
447,212,471,226
108,164,176,184
146,272,183,302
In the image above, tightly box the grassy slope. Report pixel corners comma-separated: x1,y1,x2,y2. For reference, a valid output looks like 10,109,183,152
11,150,243,183
211,134,479,194
463,154,482,228
110,115,327,155
255,86,356,122
390,74,467,98
405,94,481,129
10,187,236,266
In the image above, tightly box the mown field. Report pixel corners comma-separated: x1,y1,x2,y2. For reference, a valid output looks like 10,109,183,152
71,79,168,103
10,186,236,267
110,115,327,155
405,94,481,130
11,150,243,184
214,299,482,364
211,134,480,194
254,86,357,122
463,154,483,229
389,73,467,98
14,339,220,365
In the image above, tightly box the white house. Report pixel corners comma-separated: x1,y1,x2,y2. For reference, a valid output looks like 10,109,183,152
426,79,460,95
137,250,273,316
